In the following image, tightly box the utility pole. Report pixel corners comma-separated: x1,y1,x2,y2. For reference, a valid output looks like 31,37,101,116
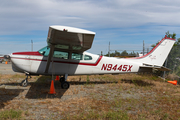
108,42,110,57
31,40,33,51
143,40,145,55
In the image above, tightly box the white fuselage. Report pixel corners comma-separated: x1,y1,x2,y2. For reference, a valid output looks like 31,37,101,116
10,51,141,76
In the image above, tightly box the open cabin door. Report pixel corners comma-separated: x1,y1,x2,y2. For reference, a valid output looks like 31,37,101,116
45,26,96,73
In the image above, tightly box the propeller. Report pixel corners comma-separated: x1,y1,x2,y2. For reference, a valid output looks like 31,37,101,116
4,55,10,59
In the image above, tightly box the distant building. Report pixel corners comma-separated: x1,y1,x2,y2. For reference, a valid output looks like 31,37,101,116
0,54,4,59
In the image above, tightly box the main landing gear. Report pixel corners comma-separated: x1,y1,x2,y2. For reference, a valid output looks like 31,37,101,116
59,74,70,89
20,73,70,89
21,72,30,87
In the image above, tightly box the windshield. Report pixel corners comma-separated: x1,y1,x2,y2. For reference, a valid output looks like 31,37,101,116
38,46,50,56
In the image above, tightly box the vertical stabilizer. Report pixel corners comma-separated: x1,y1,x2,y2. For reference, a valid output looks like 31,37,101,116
129,36,176,66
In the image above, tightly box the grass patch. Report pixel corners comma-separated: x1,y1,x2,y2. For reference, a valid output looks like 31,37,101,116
11,74,25,79
35,75,51,83
63,109,129,120
0,109,22,120
86,75,90,84
111,98,122,108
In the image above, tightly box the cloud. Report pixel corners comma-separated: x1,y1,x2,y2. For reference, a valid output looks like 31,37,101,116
1,0,180,35
0,0,180,54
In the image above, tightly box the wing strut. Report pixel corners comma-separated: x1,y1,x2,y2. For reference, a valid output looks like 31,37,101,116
45,45,55,73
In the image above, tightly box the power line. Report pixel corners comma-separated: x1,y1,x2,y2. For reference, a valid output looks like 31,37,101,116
110,50,142,51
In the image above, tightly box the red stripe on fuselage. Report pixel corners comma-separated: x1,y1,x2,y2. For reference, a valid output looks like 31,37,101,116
12,52,43,56
11,56,103,66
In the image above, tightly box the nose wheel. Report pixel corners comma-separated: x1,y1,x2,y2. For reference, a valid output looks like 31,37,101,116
21,79,28,87
21,73,30,87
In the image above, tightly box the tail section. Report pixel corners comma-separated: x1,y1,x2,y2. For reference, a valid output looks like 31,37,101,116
130,35,176,66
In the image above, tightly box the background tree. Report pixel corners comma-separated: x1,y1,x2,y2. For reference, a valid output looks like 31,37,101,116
129,51,136,56
101,51,103,56
121,50,128,56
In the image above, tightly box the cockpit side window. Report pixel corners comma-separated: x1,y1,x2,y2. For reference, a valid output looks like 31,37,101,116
38,46,69,59
71,53,83,60
84,55,92,60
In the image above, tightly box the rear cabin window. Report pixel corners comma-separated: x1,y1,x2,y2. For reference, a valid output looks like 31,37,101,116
84,55,92,60
71,53,83,60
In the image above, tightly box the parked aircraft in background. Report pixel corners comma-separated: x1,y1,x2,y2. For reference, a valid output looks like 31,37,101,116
4,26,175,89
0,54,4,63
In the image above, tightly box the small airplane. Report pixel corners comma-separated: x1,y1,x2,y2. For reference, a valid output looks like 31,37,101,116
4,25,175,89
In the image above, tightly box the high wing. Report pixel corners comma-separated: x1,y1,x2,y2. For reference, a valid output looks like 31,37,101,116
45,25,96,73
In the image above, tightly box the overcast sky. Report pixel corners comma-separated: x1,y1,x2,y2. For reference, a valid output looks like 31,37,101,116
0,0,180,55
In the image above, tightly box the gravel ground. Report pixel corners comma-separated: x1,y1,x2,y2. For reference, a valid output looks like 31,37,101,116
0,65,179,119
0,63,19,74
0,78,117,119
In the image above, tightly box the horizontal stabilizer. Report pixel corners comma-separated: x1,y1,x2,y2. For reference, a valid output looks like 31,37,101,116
140,66,171,71
139,64,171,72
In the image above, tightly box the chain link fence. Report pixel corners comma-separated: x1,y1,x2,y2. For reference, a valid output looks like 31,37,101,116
165,45,180,83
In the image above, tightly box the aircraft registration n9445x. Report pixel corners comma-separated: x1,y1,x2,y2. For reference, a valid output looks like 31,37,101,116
4,25,176,89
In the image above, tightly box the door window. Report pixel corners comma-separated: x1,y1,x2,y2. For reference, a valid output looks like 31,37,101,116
53,51,68,59
71,53,83,60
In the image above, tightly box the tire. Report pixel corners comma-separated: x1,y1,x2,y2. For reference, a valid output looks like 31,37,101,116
60,77,65,83
21,79,28,87
61,81,70,89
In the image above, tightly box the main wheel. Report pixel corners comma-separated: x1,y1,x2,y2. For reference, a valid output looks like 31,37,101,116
60,77,65,83
21,79,28,87
61,81,70,89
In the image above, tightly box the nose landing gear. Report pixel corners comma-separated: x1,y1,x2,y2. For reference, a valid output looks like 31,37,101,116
21,72,30,87
21,79,28,87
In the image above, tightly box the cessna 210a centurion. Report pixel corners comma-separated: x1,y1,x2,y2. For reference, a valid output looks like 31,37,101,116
5,26,175,89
